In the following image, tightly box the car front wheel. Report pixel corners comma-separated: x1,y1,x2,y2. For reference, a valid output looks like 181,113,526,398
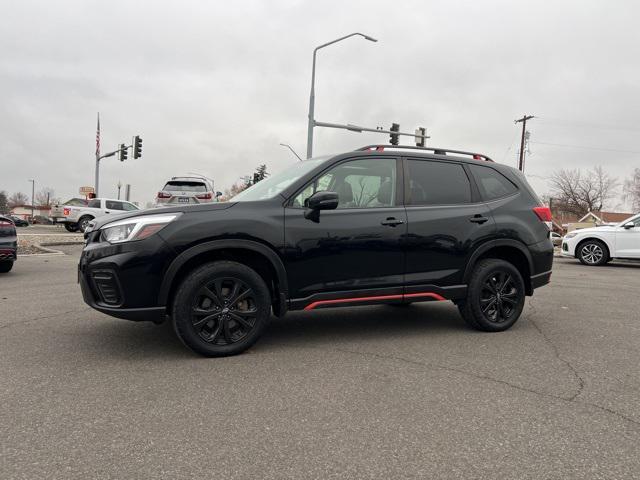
172,261,271,357
458,259,526,332
577,240,608,266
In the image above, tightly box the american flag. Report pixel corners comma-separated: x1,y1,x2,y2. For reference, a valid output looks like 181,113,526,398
95,112,100,157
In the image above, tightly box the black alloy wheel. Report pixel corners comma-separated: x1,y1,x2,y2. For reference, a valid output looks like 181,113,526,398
191,277,258,345
458,259,525,332
172,261,271,357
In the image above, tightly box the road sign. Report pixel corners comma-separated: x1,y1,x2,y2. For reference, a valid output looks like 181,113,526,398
79,186,95,195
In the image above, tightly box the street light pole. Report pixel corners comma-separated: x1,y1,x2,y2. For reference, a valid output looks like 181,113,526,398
28,179,35,220
279,143,303,161
306,32,377,159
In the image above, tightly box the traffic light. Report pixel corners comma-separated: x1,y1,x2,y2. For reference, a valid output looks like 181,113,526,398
133,135,143,159
119,144,128,162
415,127,426,147
389,123,400,145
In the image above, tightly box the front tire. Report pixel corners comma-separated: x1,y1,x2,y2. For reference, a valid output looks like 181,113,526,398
458,259,525,332
64,223,79,233
0,261,14,273
577,240,608,266
172,261,271,357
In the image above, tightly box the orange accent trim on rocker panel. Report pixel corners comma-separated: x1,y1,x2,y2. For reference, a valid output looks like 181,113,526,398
303,292,446,311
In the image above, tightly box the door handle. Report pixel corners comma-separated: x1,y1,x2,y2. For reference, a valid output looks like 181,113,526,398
381,217,404,227
469,215,489,224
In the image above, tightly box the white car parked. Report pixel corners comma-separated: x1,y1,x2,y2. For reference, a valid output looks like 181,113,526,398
51,198,139,232
561,213,640,265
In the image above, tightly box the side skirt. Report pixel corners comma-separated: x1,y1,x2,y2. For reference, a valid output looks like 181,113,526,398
290,285,467,311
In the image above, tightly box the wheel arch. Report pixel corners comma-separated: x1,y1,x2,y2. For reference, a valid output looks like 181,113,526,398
463,240,534,295
158,239,289,316
575,236,612,259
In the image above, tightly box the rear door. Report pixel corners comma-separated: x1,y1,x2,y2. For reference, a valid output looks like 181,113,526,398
403,157,495,293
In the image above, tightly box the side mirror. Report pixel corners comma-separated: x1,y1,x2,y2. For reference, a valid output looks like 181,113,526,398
623,222,635,229
304,191,339,221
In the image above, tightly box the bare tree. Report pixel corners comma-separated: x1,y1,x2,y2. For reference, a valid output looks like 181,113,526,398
35,187,56,206
0,191,9,214
623,168,640,212
224,182,248,200
549,166,618,217
8,192,29,208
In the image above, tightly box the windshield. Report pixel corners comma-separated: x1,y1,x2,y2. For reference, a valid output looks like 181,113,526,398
232,157,328,202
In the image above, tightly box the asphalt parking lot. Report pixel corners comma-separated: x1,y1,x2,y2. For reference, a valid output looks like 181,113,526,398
2,247,639,479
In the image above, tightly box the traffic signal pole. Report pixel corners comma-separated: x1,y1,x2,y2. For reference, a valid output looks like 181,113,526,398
94,144,132,196
313,120,429,144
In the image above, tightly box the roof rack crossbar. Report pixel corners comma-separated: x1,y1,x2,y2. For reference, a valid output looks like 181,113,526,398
356,145,494,162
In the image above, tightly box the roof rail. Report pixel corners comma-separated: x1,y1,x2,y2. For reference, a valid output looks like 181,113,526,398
356,145,494,162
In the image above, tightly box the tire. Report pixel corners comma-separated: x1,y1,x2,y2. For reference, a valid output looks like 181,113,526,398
577,240,608,266
458,259,526,332
77,216,93,233
172,261,271,357
64,223,79,233
0,261,14,273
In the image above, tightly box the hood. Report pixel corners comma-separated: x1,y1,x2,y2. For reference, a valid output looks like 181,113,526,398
88,202,236,231
569,225,617,236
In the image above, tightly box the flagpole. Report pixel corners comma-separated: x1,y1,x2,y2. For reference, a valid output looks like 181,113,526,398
94,112,100,197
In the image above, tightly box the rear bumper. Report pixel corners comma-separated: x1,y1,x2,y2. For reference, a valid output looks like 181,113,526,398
530,270,552,289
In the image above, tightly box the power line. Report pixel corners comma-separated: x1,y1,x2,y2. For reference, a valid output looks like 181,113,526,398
536,116,640,134
530,141,640,155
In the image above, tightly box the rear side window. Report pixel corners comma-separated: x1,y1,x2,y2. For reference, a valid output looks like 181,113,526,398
88,199,101,208
469,165,518,200
164,181,207,192
406,160,471,205
106,201,125,210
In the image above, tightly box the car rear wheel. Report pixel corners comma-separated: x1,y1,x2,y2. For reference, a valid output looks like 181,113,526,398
172,261,271,357
78,216,93,233
0,261,14,273
458,259,525,332
577,240,608,266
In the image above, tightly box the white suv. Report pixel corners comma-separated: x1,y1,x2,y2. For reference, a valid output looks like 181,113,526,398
561,213,640,265
155,176,219,206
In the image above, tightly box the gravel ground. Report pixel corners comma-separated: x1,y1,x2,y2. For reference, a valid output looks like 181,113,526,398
17,232,84,255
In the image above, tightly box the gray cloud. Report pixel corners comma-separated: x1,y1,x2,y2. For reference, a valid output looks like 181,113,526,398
1,0,639,209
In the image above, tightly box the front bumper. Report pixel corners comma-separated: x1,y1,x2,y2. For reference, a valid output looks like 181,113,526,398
560,240,576,257
78,232,176,322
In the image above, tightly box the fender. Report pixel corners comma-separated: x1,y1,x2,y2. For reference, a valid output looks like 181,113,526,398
462,239,534,283
157,239,289,306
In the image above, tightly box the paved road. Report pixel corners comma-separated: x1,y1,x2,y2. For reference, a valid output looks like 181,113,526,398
15,224,72,235
2,248,639,479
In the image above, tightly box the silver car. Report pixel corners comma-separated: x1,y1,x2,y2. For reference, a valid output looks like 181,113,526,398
155,176,218,205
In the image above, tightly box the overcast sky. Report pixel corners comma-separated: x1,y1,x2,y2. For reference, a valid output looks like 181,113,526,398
1,0,639,209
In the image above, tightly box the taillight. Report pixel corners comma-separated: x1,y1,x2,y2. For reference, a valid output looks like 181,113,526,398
157,192,171,199
196,192,212,200
63,208,70,216
533,206,553,230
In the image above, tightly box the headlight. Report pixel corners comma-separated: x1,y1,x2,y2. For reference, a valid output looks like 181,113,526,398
100,214,180,244
564,232,578,239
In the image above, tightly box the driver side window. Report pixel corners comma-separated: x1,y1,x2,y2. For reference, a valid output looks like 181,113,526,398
291,158,396,209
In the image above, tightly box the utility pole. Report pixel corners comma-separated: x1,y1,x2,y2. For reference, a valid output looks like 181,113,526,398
515,115,534,171
117,181,122,200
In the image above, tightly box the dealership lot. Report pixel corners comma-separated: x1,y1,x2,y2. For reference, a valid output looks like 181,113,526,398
2,247,639,479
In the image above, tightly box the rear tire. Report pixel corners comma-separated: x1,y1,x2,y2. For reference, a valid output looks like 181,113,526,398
78,216,93,233
172,261,271,357
577,240,608,266
458,259,525,332
0,261,14,273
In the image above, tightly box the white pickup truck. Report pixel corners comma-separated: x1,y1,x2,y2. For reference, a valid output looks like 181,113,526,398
50,198,140,232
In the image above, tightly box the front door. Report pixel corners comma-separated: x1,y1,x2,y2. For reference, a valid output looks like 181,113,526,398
283,157,406,307
616,215,640,258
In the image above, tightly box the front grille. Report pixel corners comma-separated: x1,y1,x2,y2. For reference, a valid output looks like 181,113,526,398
91,270,122,305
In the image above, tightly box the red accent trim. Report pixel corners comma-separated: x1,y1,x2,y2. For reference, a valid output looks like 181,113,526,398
404,292,446,301
303,292,445,311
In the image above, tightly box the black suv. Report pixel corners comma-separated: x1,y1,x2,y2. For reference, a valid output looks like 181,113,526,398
79,145,553,357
